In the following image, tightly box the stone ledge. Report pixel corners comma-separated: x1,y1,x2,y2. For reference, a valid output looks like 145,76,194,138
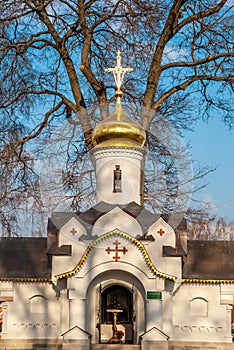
0,339,62,350
141,340,234,350
168,341,234,350
0,340,233,350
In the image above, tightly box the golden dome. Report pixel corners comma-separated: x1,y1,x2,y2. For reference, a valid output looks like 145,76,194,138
92,103,146,149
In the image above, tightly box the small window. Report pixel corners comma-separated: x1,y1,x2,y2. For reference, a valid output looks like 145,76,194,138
113,165,122,192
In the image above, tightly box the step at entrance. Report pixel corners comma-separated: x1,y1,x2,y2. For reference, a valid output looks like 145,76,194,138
91,344,140,350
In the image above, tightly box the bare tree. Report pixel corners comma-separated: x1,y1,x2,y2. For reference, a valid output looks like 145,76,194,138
0,0,233,235
187,214,234,240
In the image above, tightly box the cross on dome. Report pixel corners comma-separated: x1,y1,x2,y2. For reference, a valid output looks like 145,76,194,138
105,50,133,91
91,50,146,150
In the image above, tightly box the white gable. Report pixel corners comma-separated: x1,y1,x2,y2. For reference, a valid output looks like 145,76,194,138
92,207,143,237
59,217,87,245
147,216,176,248
141,326,169,341
62,325,90,340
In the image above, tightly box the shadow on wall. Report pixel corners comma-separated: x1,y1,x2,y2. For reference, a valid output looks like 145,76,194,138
32,345,62,350
0,304,2,339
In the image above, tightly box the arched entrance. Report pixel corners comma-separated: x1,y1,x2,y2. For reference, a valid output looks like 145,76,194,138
86,270,146,345
100,284,133,343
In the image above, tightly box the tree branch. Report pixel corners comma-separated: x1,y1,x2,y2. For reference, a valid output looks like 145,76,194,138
162,52,233,70
143,0,188,109
151,74,233,114
19,101,64,151
78,0,108,105
173,0,228,35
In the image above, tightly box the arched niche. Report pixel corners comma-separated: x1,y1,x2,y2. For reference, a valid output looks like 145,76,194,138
29,295,47,314
190,297,208,317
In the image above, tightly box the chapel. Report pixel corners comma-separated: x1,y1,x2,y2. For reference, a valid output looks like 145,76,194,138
0,53,234,350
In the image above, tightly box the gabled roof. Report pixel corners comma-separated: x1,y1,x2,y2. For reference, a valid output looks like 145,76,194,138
0,237,50,280
51,201,187,237
49,212,81,231
122,202,158,233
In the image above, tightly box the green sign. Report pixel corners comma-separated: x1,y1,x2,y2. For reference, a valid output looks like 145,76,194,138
147,291,162,300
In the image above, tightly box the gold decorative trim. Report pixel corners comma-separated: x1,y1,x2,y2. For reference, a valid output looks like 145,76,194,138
56,229,176,281
0,277,51,282
182,278,234,284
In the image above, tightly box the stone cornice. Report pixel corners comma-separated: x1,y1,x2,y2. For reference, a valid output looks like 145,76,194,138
91,146,146,159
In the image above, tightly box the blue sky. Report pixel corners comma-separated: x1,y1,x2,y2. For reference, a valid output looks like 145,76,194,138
185,118,234,221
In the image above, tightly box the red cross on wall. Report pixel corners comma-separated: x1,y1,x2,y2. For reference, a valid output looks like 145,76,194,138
70,228,77,235
106,240,128,261
157,228,165,236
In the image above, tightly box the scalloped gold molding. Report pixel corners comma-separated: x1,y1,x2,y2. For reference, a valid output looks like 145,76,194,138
182,278,234,284
0,277,51,282
56,229,176,281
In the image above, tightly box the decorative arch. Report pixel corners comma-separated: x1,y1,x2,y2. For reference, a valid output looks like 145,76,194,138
56,229,176,282
147,217,176,243
147,217,176,247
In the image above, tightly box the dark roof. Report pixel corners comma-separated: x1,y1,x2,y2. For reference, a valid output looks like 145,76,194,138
51,202,187,236
47,241,71,255
78,201,113,227
0,236,233,281
123,202,158,233
0,237,50,278
49,212,81,231
183,240,234,280
51,202,154,236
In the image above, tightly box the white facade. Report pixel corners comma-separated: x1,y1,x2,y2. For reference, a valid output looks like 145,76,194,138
91,147,145,205
0,210,233,348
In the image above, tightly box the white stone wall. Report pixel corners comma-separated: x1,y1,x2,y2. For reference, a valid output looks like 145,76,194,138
173,283,232,342
1,282,60,340
92,147,144,205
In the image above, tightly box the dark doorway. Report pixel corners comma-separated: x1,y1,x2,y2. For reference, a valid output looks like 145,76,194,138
100,284,134,343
